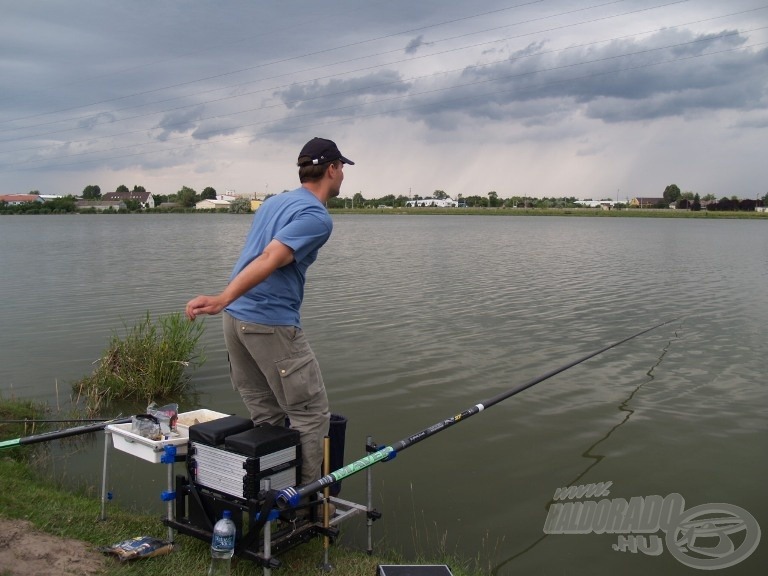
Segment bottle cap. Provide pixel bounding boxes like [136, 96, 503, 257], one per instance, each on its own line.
[222, 510, 232, 519]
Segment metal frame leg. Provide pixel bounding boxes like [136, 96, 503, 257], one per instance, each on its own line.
[366, 435, 374, 555]
[320, 436, 333, 571]
[100, 429, 111, 520]
[263, 478, 272, 576]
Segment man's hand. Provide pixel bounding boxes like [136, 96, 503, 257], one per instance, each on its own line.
[185, 295, 226, 320]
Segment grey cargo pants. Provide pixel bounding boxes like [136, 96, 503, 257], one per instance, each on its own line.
[223, 312, 330, 486]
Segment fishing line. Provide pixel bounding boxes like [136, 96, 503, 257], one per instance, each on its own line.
[492, 318, 684, 573]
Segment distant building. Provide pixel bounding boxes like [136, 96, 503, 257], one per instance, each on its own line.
[405, 197, 458, 208]
[102, 190, 155, 209]
[74, 200, 126, 211]
[0, 194, 45, 205]
[574, 199, 617, 210]
[195, 199, 231, 210]
[629, 197, 665, 208]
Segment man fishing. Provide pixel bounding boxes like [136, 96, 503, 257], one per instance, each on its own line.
[185, 137, 354, 487]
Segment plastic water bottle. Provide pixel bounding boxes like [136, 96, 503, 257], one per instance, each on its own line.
[208, 510, 236, 576]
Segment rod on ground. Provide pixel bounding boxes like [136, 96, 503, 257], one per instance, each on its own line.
[277, 318, 678, 508]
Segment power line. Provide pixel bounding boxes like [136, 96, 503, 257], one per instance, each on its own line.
[7, 36, 764, 172]
[3, 0, 756, 156]
[0, 0, 701, 142]
[0, 0, 546, 126]
[4, 18, 760, 159]
[1, 1, 764, 173]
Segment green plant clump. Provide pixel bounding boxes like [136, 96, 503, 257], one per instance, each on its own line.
[73, 312, 205, 412]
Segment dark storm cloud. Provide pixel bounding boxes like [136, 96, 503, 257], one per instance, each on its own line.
[274, 70, 412, 114]
[402, 28, 768, 125]
[405, 35, 429, 55]
[154, 106, 206, 141]
[191, 118, 242, 141]
[77, 112, 117, 131]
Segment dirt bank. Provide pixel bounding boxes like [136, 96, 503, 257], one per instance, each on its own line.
[0, 518, 107, 576]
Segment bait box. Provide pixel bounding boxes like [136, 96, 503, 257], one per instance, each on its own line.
[107, 409, 229, 463]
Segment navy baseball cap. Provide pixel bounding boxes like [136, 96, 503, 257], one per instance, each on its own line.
[298, 137, 354, 166]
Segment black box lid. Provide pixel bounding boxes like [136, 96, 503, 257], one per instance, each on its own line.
[224, 423, 300, 457]
[188, 415, 253, 446]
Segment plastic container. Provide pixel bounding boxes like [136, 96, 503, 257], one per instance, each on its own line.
[107, 422, 188, 463]
[176, 409, 229, 432]
[208, 510, 236, 576]
[107, 409, 228, 463]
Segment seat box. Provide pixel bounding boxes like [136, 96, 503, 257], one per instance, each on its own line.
[189, 423, 302, 499]
[188, 415, 253, 446]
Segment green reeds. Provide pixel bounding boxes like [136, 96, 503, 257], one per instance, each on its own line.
[72, 312, 205, 413]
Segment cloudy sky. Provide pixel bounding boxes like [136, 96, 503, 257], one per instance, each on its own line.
[1, 0, 767, 201]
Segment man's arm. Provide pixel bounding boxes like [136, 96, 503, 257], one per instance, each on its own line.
[185, 239, 294, 320]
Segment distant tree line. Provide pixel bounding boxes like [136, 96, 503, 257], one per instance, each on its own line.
[327, 185, 767, 211]
[661, 184, 764, 212]
[2, 183, 766, 214]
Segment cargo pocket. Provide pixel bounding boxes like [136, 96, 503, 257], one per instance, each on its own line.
[276, 353, 322, 407]
[239, 322, 275, 335]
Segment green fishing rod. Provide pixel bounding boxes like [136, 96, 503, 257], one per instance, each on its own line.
[0, 418, 115, 424]
[0, 416, 131, 450]
[277, 318, 678, 508]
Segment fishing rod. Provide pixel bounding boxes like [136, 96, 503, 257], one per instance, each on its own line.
[277, 318, 678, 508]
[0, 416, 131, 450]
[0, 418, 116, 424]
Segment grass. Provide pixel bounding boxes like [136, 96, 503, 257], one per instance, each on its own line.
[71, 312, 205, 414]
[0, 456, 478, 576]
[0, 394, 53, 461]
[0, 397, 482, 575]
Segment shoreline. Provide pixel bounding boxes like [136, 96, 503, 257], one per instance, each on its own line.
[2, 207, 766, 219]
[329, 207, 768, 219]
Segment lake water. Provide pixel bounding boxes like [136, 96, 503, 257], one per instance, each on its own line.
[1, 213, 766, 574]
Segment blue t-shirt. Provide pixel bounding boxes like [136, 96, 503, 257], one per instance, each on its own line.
[225, 187, 333, 327]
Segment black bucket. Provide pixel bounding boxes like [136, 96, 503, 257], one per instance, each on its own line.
[327, 413, 347, 496]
